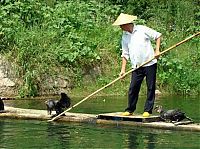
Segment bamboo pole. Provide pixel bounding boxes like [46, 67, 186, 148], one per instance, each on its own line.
[49, 32, 200, 122]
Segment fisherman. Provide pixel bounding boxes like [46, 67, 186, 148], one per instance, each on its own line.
[113, 13, 162, 117]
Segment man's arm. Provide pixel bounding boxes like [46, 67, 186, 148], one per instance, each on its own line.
[119, 57, 127, 78]
[155, 36, 161, 59]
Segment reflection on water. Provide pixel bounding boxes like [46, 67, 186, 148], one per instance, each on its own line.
[0, 119, 200, 149]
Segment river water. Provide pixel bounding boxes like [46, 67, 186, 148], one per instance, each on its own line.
[1, 95, 200, 148]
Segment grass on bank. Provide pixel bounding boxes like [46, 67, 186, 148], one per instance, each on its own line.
[0, 0, 199, 97]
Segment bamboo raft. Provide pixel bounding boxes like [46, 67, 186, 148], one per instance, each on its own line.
[1, 106, 200, 132]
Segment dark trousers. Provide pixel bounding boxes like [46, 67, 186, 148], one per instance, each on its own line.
[125, 63, 157, 114]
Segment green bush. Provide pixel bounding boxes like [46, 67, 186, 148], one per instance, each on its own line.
[0, 0, 121, 97]
[0, 0, 199, 96]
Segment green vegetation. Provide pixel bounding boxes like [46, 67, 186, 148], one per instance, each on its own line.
[0, 0, 199, 97]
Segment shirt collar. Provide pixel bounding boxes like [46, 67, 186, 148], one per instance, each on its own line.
[124, 24, 137, 35]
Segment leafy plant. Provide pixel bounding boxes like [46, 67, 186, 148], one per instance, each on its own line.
[0, 0, 199, 97]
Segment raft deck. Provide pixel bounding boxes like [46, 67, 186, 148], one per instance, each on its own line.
[1, 106, 199, 132]
[97, 112, 161, 122]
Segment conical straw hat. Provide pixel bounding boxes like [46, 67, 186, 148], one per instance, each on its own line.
[112, 13, 137, 26]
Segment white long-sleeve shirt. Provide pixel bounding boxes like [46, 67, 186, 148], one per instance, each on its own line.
[121, 25, 161, 68]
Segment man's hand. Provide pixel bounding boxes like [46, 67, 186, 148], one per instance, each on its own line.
[119, 70, 126, 79]
[154, 51, 160, 59]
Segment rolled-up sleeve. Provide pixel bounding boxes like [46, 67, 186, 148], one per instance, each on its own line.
[144, 26, 161, 40]
[121, 36, 129, 60]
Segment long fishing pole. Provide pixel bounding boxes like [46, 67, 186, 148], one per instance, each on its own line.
[49, 32, 200, 122]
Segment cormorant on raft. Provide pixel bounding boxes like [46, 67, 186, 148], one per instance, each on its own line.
[0, 98, 5, 112]
[45, 92, 71, 118]
[154, 105, 193, 125]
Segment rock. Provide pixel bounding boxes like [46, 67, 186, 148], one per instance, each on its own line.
[0, 78, 15, 87]
[155, 89, 161, 95]
[54, 78, 68, 88]
[0, 70, 5, 78]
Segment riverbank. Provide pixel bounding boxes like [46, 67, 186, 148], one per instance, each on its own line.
[0, 0, 199, 97]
